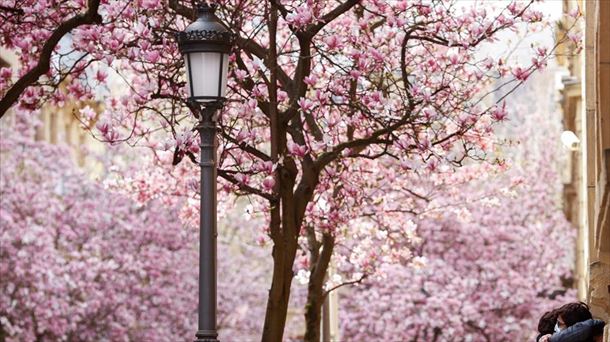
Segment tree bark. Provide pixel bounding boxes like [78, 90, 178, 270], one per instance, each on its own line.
[261, 238, 298, 342]
[304, 233, 335, 342]
[260, 182, 296, 342]
[261, 162, 300, 341]
[0, 323, 6, 342]
[260, 2, 296, 340]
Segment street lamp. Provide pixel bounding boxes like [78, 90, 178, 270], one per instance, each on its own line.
[176, 4, 232, 342]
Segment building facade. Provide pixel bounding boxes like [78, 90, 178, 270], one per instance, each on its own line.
[559, 0, 610, 337]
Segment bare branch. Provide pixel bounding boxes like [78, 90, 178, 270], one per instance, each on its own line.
[168, 0, 194, 20]
[219, 130, 271, 162]
[0, 5, 24, 15]
[323, 273, 368, 297]
[218, 169, 275, 201]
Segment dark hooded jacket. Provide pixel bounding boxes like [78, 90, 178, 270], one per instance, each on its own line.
[549, 319, 606, 342]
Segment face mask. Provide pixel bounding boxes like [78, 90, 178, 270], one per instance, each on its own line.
[554, 322, 562, 333]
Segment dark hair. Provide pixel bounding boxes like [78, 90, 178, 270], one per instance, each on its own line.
[538, 309, 559, 335]
[557, 302, 593, 327]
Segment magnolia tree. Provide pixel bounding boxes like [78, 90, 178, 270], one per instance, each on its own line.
[0, 0, 581, 340]
[338, 71, 576, 341]
[0, 126, 195, 340]
[339, 164, 575, 341]
[0, 114, 279, 341]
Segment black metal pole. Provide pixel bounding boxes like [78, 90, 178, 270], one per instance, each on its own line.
[195, 103, 219, 342]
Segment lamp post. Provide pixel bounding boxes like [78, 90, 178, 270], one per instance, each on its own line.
[176, 4, 232, 342]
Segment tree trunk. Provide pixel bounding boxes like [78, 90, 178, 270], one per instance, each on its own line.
[303, 283, 324, 342]
[261, 157, 301, 341]
[260, 2, 297, 340]
[261, 240, 298, 341]
[0, 324, 6, 342]
[303, 233, 335, 342]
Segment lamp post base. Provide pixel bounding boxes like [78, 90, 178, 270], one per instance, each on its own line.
[195, 330, 219, 342]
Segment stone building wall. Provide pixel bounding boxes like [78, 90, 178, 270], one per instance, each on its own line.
[583, 0, 610, 327]
[560, 0, 610, 339]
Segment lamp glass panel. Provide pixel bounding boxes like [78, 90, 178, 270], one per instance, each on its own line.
[184, 55, 192, 97]
[219, 52, 229, 98]
[185, 52, 221, 100]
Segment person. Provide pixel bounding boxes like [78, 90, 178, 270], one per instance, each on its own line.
[556, 302, 593, 329]
[540, 318, 606, 342]
[537, 309, 560, 342]
[538, 302, 606, 342]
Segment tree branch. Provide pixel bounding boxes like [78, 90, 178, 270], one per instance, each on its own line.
[218, 169, 275, 201]
[168, 0, 195, 20]
[323, 273, 368, 297]
[219, 130, 271, 161]
[0, 5, 24, 15]
[235, 36, 295, 95]
[305, 0, 360, 38]
[313, 106, 421, 171]
[0, 0, 102, 119]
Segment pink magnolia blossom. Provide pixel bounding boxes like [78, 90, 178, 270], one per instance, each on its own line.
[262, 176, 276, 191]
[94, 69, 108, 83]
[512, 66, 530, 81]
[340, 72, 575, 341]
[79, 105, 97, 120]
[288, 142, 309, 157]
[0, 118, 297, 341]
[0, 1, 583, 339]
[491, 102, 509, 122]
